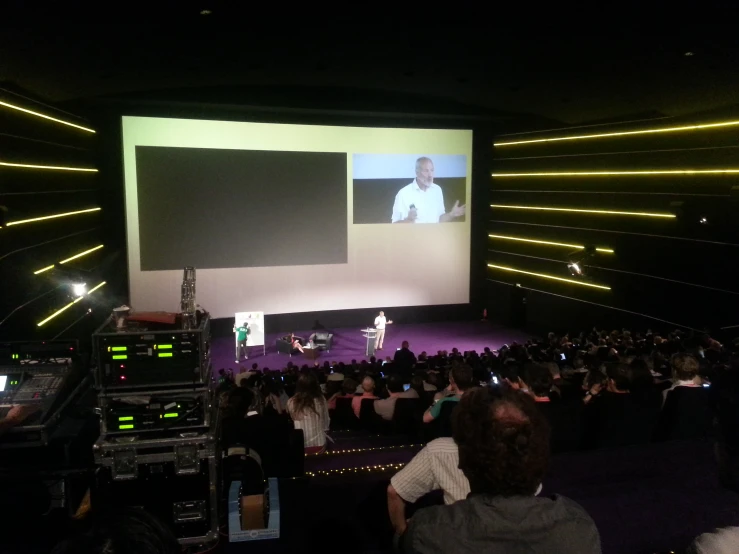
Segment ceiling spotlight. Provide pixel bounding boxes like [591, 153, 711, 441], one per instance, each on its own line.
[566, 245, 595, 278]
[71, 283, 87, 297]
[567, 262, 583, 277]
[699, 217, 708, 224]
[200, 9, 212, 15]
[684, 51, 694, 56]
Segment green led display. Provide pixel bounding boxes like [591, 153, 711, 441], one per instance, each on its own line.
[157, 344, 173, 349]
[158, 352, 173, 358]
[111, 346, 127, 352]
[118, 416, 133, 421]
[119, 424, 134, 430]
[112, 354, 127, 360]
[163, 413, 178, 418]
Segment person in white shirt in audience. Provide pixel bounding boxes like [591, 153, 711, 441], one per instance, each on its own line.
[391, 157, 466, 224]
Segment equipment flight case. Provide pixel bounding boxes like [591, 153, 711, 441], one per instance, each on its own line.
[92, 420, 220, 547]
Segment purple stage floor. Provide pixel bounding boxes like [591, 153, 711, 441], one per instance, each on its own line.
[212, 320, 528, 373]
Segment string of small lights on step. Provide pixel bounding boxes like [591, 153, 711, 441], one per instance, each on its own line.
[309, 444, 424, 456]
[306, 463, 406, 477]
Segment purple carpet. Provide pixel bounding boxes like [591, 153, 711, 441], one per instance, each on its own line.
[212, 320, 528, 373]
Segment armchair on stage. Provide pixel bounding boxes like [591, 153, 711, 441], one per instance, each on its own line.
[309, 331, 334, 352]
[276, 336, 305, 356]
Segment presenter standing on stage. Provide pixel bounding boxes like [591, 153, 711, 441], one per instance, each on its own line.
[374, 311, 393, 351]
[233, 321, 250, 362]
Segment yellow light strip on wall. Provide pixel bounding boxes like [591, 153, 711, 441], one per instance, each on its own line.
[33, 245, 104, 275]
[494, 119, 739, 147]
[488, 234, 614, 253]
[492, 169, 739, 177]
[59, 244, 104, 264]
[0, 161, 98, 172]
[37, 296, 83, 327]
[0, 100, 95, 133]
[6, 207, 101, 227]
[36, 280, 106, 327]
[87, 281, 106, 294]
[33, 265, 55, 275]
[487, 264, 611, 290]
[491, 204, 675, 218]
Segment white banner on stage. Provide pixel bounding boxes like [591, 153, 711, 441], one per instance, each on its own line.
[235, 311, 265, 346]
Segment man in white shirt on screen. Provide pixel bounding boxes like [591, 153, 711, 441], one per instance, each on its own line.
[374, 310, 393, 350]
[391, 157, 466, 224]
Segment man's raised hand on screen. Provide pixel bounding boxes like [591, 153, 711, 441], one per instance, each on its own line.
[450, 200, 466, 218]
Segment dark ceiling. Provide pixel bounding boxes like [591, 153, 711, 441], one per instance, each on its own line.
[3, 9, 739, 125]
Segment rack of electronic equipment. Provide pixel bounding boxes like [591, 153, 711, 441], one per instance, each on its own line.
[90, 270, 219, 548]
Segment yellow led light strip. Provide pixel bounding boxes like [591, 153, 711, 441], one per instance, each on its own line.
[33, 245, 104, 275]
[491, 204, 675, 218]
[6, 207, 101, 227]
[33, 265, 55, 275]
[37, 281, 106, 327]
[491, 169, 739, 177]
[0, 99, 96, 133]
[59, 244, 104, 264]
[488, 234, 614, 253]
[487, 264, 611, 290]
[0, 161, 98, 172]
[494, 119, 739, 147]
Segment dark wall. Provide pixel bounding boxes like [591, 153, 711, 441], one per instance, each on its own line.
[0, 87, 117, 343]
[486, 108, 739, 336]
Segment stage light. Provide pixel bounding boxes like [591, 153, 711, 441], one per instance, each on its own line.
[0, 99, 96, 133]
[487, 263, 611, 290]
[72, 283, 87, 297]
[488, 234, 614, 254]
[493, 119, 739, 147]
[59, 244, 104, 264]
[491, 169, 739, 177]
[5, 207, 101, 227]
[490, 204, 675, 218]
[36, 281, 105, 327]
[567, 262, 583, 276]
[0, 161, 98, 172]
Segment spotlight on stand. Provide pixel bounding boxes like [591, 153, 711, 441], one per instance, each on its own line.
[71, 282, 87, 298]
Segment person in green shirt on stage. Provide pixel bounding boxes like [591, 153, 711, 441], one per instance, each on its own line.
[233, 322, 250, 362]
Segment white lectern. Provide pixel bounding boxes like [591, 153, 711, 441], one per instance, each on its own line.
[362, 328, 377, 357]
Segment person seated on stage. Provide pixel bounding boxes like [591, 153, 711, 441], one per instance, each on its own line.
[283, 332, 304, 354]
[352, 376, 379, 418]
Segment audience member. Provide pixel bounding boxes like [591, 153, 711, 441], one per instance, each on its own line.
[423, 364, 474, 423]
[287, 372, 330, 454]
[402, 387, 601, 553]
[353, 376, 378, 418]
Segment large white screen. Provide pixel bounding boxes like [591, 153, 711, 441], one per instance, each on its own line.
[122, 116, 473, 318]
